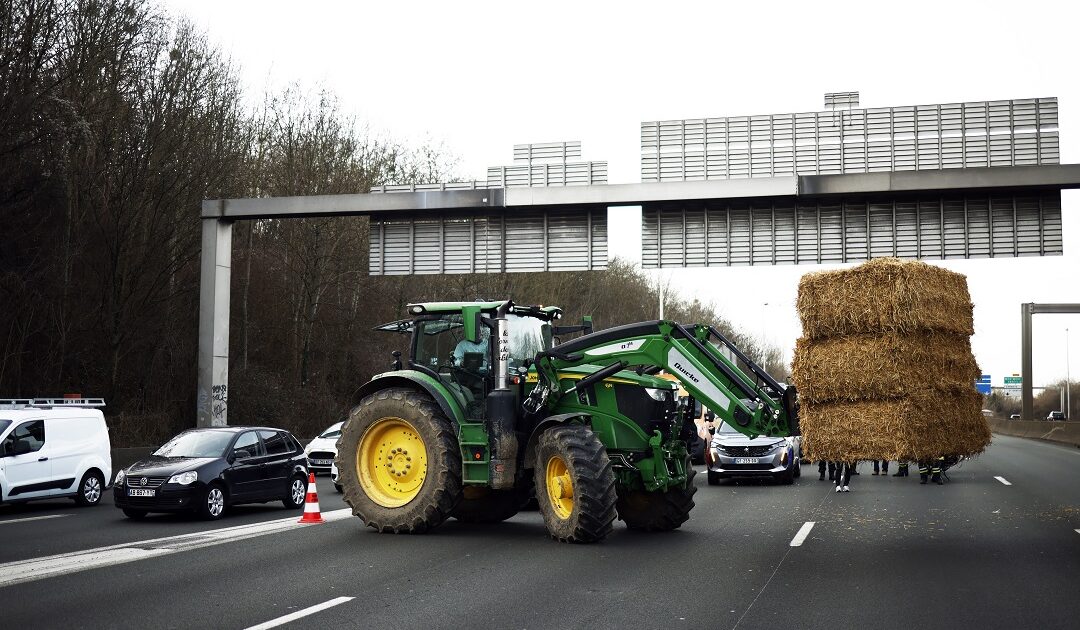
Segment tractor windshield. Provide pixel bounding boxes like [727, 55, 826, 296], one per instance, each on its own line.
[506, 314, 550, 369]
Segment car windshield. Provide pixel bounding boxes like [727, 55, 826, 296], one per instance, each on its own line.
[154, 430, 234, 458]
[319, 423, 343, 439]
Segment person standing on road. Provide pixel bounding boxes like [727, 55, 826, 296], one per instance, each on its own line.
[872, 460, 889, 475]
[892, 461, 910, 477]
[819, 460, 836, 481]
[918, 457, 945, 485]
[835, 460, 855, 492]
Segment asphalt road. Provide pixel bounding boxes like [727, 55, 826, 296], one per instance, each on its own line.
[2, 434, 1078, 630]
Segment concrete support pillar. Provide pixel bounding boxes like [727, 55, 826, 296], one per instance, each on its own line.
[1021, 303, 1033, 421]
[197, 215, 232, 427]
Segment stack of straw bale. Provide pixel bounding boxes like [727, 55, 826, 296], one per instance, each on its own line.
[792, 257, 991, 462]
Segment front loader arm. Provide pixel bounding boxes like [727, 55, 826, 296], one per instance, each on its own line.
[530, 320, 797, 439]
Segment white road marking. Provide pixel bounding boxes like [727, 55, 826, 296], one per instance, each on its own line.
[995, 476, 1012, 486]
[0, 514, 70, 526]
[789, 521, 815, 547]
[0, 508, 352, 589]
[244, 597, 354, 630]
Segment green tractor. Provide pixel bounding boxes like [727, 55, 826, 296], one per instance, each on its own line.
[335, 300, 798, 543]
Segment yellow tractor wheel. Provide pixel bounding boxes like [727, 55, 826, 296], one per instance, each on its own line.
[337, 388, 461, 533]
[533, 424, 616, 543]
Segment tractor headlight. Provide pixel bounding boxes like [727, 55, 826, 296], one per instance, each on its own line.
[168, 471, 198, 485]
[644, 387, 670, 402]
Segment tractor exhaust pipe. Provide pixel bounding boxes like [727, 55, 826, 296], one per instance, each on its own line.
[488, 306, 517, 488]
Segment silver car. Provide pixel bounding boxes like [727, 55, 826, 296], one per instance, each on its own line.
[707, 421, 801, 485]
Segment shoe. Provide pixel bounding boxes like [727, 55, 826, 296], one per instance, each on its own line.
[835, 485, 841, 493]
[842, 486, 850, 492]
[819, 474, 825, 481]
[892, 472, 903, 477]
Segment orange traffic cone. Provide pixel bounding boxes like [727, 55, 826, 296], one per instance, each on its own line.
[298, 471, 324, 524]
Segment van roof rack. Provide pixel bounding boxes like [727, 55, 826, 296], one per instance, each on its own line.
[0, 397, 106, 409]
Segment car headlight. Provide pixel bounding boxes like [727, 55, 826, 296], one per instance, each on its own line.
[168, 471, 198, 485]
[771, 441, 788, 452]
[115, 470, 126, 484]
[644, 387, 670, 402]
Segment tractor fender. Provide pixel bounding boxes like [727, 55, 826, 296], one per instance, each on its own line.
[351, 372, 465, 426]
[523, 413, 592, 469]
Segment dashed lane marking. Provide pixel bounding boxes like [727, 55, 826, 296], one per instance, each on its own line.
[0, 514, 70, 526]
[244, 596, 355, 630]
[0, 508, 352, 589]
[995, 476, 1012, 486]
[789, 521, 815, 547]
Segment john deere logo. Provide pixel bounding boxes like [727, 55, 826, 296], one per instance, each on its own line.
[140, 477, 148, 486]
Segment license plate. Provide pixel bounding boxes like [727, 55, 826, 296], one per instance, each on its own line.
[734, 458, 759, 464]
[311, 459, 333, 466]
[128, 488, 155, 497]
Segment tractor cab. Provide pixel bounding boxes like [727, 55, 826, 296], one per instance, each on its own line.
[375, 301, 563, 420]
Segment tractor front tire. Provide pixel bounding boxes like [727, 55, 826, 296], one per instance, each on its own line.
[337, 388, 462, 534]
[534, 424, 617, 543]
[616, 456, 697, 532]
[451, 485, 529, 524]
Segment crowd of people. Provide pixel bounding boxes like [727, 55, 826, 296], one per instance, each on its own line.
[819, 457, 951, 491]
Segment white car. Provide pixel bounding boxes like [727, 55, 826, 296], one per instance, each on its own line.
[305, 421, 343, 475]
[0, 398, 112, 506]
[330, 461, 342, 493]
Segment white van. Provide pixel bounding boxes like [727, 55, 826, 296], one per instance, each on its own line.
[0, 398, 112, 506]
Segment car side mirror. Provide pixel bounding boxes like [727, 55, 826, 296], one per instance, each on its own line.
[231, 449, 251, 463]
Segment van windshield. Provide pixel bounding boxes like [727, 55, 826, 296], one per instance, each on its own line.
[154, 430, 234, 458]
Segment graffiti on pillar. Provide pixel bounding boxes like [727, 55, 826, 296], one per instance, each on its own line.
[211, 384, 228, 422]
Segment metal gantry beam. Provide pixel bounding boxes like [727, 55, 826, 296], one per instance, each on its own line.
[1021, 303, 1080, 420]
[197, 164, 1080, 425]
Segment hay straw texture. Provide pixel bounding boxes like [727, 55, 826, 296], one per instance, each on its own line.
[799, 390, 992, 462]
[792, 257, 991, 461]
[791, 332, 981, 404]
[797, 257, 974, 340]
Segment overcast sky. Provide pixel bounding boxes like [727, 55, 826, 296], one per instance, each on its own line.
[166, 0, 1080, 391]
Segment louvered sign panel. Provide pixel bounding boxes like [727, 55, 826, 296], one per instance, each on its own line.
[369, 209, 607, 275]
[642, 98, 1060, 182]
[641, 193, 1062, 267]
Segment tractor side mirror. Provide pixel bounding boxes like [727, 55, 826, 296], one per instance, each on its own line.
[462, 305, 483, 343]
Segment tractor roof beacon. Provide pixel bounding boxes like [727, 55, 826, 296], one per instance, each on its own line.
[336, 300, 798, 543]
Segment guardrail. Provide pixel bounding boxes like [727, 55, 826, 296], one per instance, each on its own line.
[988, 418, 1080, 448]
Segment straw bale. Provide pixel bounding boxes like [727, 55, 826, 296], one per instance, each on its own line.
[791, 332, 981, 404]
[799, 389, 991, 462]
[797, 258, 973, 340]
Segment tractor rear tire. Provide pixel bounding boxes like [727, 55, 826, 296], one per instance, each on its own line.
[337, 388, 462, 534]
[534, 424, 617, 543]
[616, 455, 697, 532]
[451, 485, 529, 524]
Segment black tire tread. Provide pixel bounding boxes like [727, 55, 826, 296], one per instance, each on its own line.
[534, 424, 617, 543]
[337, 388, 462, 534]
[616, 457, 697, 532]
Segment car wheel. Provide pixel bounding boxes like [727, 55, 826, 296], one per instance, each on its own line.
[122, 508, 147, 520]
[334, 483, 343, 494]
[284, 475, 307, 510]
[793, 457, 802, 479]
[198, 483, 227, 520]
[776, 466, 795, 485]
[74, 470, 105, 506]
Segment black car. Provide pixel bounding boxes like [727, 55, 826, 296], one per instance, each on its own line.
[113, 426, 309, 520]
